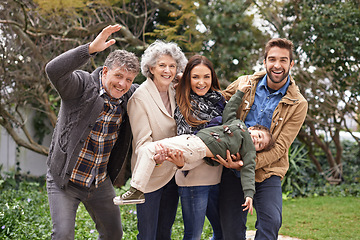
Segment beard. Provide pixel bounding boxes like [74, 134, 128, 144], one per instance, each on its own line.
[266, 67, 290, 84]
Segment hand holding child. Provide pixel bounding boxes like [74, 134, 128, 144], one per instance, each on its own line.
[166, 149, 184, 169]
[212, 150, 244, 170]
[153, 143, 167, 165]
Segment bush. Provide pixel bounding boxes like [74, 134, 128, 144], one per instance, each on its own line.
[283, 139, 360, 198]
[0, 170, 214, 239]
[0, 172, 51, 239]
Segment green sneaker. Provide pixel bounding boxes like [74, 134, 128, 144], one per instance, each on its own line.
[113, 187, 145, 205]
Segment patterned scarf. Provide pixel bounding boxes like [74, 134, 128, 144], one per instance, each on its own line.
[174, 90, 225, 135]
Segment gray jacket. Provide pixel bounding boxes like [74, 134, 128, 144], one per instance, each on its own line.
[45, 43, 137, 189]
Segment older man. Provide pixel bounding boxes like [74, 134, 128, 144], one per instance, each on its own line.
[45, 24, 139, 239]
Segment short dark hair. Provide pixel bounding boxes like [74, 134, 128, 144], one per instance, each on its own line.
[251, 124, 275, 152]
[264, 38, 294, 62]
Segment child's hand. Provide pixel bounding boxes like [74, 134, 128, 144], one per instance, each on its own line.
[242, 197, 253, 215]
[237, 76, 251, 92]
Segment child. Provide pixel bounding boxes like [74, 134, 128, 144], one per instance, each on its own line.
[114, 85, 275, 208]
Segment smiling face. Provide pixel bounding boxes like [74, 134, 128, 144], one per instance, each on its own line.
[264, 46, 294, 90]
[248, 127, 272, 151]
[150, 54, 177, 91]
[190, 64, 212, 96]
[101, 66, 137, 99]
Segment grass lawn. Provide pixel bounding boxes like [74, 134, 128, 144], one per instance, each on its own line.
[120, 193, 360, 240]
[245, 196, 360, 240]
[1, 181, 359, 239]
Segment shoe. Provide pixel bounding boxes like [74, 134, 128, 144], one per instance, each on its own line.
[113, 187, 145, 205]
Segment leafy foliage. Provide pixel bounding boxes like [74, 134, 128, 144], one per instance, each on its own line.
[283, 139, 360, 198]
[281, 0, 360, 181]
[282, 143, 314, 197]
[198, 0, 268, 84]
[0, 171, 215, 239]
[148, 0, 269, 85]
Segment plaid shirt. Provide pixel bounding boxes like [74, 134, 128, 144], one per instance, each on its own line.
[70, 80, 123, 188]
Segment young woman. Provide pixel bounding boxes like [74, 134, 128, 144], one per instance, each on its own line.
[174, 55, 225, 240]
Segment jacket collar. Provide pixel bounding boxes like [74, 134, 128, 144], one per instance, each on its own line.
[143, 78, 176, 117]
[252, 71, 300, 105]
[258, 74, 290, 97]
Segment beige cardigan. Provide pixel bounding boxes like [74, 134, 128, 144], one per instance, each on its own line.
[128, 78, 179, 193]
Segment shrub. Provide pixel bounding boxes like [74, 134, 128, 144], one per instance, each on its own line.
[283, 139, 360, 198]
[0, 172, 51, 239]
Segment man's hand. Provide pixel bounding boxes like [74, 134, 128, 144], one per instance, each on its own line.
[88, 24, 122, 54]
[212, 150, 243, 170]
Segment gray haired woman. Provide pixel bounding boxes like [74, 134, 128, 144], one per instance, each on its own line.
[126, 40, 187, 239]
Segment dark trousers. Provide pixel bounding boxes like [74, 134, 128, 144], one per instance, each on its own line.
[219, 168, 282, 240]
[136, 177, 179, 240]
[46, 172, 122, 240]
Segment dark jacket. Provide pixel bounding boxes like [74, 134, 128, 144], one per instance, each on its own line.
[45, 43, 137, 189]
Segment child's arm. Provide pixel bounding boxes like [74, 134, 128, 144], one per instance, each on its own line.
[238, 133, 256, 200]
[242, 197, 253, 215]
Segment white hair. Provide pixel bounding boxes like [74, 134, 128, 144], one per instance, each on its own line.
[141, 40, 188, 79]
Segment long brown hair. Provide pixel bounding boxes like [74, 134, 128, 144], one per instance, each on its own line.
[176, 55, 221, 127]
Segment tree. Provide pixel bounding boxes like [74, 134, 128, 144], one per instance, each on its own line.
[149, 0, 268, 86]
[0, 0, 176, 155]
[1, 0, 268, 157]
[199, 0, 267, 85]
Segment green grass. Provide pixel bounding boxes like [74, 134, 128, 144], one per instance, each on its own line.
[244, 196, 360, 240]
[280, 196, 359, 239]
[1, 181, 359, 239]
